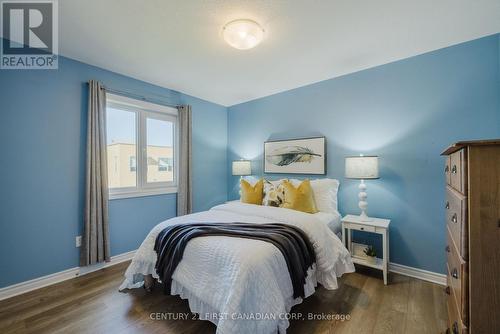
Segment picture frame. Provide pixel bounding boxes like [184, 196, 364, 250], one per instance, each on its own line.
[264, 136, 326, 174]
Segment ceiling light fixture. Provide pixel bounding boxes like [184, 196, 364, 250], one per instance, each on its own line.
[222, 19, 264, 50]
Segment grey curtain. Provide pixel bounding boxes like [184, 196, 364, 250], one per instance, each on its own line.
[81, 80, 111, 266]
[177, 105, 193, 216]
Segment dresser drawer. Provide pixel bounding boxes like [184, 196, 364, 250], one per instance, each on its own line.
[447, 286, 468, 334]
[446, 227, 468, 325]
[445, 186, 468, 259]
[449, 149, 467, 194]
[445, 155, 451, 185]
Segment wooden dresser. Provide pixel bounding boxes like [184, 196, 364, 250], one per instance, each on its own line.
[441, 140, 500, 334]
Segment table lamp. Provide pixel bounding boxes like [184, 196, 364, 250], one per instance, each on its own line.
[232, 160, 251, 196]
[345, 155, 379, 221]
[232, 160, 251, 179]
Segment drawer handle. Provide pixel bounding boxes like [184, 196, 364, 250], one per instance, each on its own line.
[452, 268, 459, 279]
[445, 165, 449, 173]
[451, 213, 457, 223]
[445, 245, 450, 253]
[451, 165, 457, 174]
[445, 286, 450, 295]
[445, 201, 450, 209]
[452, 321, 458, 334]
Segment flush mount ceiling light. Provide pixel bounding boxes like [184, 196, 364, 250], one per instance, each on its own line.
[222, 19, 264, 50]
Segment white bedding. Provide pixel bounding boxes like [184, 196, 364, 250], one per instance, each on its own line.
[120, 202, 354, 334]
[313, 210, 342, 235]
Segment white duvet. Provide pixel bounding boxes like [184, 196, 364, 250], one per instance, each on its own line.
[120, 202, 354, 334]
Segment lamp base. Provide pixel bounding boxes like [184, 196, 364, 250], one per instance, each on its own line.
[359, 211, 373, 222]
[238, 176, 243, 196]
[358, 180, 372, 221]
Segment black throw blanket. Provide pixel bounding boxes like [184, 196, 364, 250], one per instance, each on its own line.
[154, 222, 316, 299]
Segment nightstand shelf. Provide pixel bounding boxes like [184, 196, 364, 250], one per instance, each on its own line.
[350, 255, 384, 270]
[341, 214, 391, 285]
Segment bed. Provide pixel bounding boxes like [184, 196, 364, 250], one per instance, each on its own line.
[120, 201, 354, 334]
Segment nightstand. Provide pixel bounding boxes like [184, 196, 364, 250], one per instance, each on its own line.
[341, 215, 391, 285]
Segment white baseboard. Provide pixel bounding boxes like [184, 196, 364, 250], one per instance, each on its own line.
[0, 250, 136, 301]
[78, 250, 136, 276]
[389, 262, 446, 286]
[351, 242, 446, 286]
[0, 249, 446, 302]
[0, 267, 81, 302]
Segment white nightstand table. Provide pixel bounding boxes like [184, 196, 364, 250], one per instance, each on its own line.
[341, 214, 391, 285]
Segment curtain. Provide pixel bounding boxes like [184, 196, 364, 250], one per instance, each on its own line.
[177, 105, 193, 215]
[81, 80, 110, 266]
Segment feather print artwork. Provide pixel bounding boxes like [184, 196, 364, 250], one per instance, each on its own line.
[266, 146, 322, 166]
[264, 137, 326, 174]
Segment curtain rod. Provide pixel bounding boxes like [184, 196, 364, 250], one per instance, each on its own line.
[87, 82, 181, 109]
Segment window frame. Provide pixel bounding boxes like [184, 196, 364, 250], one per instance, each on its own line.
[106, 93, 179, 200]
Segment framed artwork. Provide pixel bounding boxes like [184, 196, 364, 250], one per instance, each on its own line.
[264, 137, 326, 174]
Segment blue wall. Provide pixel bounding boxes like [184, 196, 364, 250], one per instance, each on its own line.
[1, 34, 499, 287]
[0, 53, 227, 287]
[227, 34, 500, 274]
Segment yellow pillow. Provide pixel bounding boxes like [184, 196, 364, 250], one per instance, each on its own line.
[282, 179, 318, 214]
[240, 179, 264, 205]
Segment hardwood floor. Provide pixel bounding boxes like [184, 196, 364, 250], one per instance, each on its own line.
[0, 262, 447, 334]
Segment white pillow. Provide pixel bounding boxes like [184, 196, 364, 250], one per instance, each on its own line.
[290, 178, 339, 213]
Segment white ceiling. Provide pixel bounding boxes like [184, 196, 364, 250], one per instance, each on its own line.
[57, 0, 500, 106]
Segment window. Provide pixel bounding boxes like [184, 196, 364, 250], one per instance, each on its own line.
[106, 94, 178, 199]
[147, 118, 175, 183]
[107, 107, 136, 189]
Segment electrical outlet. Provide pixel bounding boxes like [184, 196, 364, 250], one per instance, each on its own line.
[76, 235, 82, 247]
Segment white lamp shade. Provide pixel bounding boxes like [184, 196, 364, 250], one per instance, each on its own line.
[232, 160, 251, 176]
[222, 19, 264, 50]
[345, 156, 379, 179]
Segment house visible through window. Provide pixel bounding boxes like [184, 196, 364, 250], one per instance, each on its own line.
[158, 157, 173, 172]
[146, 118, 175, 183]
[106, 93, 178, 199]
[129, 156, 136, 172]
[107, 107, 136, 189]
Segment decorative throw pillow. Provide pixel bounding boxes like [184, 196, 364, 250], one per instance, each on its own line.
[282, 179, 318, 214]
[262, 179, 286, 207]
[290, 178, 340, 213]
[240, 179, 264, 205]
[241, 175, 260, 186]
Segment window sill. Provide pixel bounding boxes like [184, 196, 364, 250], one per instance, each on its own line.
[109, 187, 177, 200]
